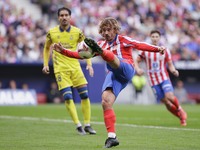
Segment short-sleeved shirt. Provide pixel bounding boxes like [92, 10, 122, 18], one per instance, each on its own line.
[138, 48, 172, 86]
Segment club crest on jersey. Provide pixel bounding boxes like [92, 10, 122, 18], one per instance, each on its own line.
[70, 35, 73, 40]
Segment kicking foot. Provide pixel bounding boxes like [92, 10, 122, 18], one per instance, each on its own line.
[104, 137, 119, 148]
[84, 37, 103, 54]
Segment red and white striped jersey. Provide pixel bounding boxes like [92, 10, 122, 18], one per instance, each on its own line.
[138, 48, 172, 86]
[97, 34, 160, 65]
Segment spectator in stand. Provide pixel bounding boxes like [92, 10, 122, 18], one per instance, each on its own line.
[0, 46, 7, 63]
[8, 80, 17, 90]
[20, 46, 33, 63]
[47, 81, 63, 104]
[174, 80, 195, 104]
[21, 83, 29, 91]
[5, 43, 20, 63]
[185, 35, 200, 61]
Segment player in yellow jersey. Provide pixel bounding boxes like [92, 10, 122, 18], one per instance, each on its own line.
[42, 7, 96, 135]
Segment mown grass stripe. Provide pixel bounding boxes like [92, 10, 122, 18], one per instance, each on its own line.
[1, 115, 199, 132]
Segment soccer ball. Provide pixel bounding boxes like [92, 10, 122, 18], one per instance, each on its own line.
[77, 41, 94, 59]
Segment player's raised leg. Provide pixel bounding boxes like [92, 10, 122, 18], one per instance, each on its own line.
[84, 37, 103, 54]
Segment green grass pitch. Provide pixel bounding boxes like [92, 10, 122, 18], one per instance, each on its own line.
[0, 104, 200, 150]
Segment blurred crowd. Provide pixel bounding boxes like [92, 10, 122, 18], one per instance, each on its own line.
[0, 0, 46, 63]
[0, 0, 200, 64]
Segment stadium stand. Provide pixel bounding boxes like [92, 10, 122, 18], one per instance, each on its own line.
[0, 0, 199, 104]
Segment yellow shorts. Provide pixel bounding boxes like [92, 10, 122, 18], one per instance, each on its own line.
[55, 69, 88, 90]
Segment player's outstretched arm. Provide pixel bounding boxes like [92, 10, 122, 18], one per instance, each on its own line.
[132, 41, 165, 55]
[53, 43, 82, 59]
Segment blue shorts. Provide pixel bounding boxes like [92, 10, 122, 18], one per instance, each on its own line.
[102, 58, 135, 97]
[152, 79, 174, 103]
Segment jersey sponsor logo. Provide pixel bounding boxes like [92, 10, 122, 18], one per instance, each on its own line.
[151, 61, 160, 72]
[152, 61, 158, 68]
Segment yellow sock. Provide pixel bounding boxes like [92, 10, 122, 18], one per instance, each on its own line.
[65, 100, 80, 125]
[81, 98, 91, 125]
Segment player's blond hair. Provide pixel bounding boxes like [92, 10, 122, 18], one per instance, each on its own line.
[99, 17, 121, 34]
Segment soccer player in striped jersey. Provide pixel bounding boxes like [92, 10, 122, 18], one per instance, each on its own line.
[134, 30, 187, 126]
[53, 17, 165, 148]
[42, 7, 96, 135]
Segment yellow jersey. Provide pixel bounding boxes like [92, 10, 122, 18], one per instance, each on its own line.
[43, 25, 91, 73]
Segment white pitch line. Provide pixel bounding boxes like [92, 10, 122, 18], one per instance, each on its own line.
[0, 115, 199, 132]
